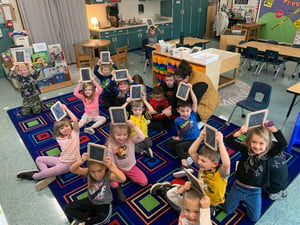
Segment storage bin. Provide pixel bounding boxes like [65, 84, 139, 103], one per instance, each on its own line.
[37, 78, 53, 87]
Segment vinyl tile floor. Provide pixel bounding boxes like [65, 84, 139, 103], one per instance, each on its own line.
[0, 39, 299, 225]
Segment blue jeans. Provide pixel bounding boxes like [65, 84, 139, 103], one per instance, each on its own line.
[223, 181, 262, 222]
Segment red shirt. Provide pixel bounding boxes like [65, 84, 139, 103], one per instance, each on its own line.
[149, 97, 169, 119]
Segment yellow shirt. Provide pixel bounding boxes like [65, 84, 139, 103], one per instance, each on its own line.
[130, 114, 148, 137]
[198, 167, 227, 205]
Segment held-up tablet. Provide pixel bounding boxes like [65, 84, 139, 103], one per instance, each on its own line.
[50, 101, 67, 121]
[80, 68, 92, 82]
[15, 50, 25, 62]
[109, 106, 127, 124]
[101, 51, 110, 64]
[183, 168, 206, 198]
[114, 69, 128, 81]
[130, 85, 142, 100]
[204, 124, 218, 151]
[176, 82, 190, 101]
[87, 143, 107, 163]
[146, 18, 154, 27]
[246, 109, 269, 128]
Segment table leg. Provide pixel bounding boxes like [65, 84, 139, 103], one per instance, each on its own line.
[284, 94, 298, 124]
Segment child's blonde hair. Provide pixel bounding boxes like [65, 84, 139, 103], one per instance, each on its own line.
[130, 100, 144, 109]
[82, 82, 96, 102]
[199, 145, 221, 163]
[53, 118, 73, 137]
[101, 64, 111, 72]
[15, 62, 32, 74]
[87, 160, 107, 188]
[244, 126, 272, 158]
[183, 188, 201, 203]
[106, 124, 131, 144]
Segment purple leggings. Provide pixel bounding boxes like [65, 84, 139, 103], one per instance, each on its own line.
[32, 156, 72, 180]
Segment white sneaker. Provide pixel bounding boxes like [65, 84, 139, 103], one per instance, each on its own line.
[173, 168, 194, 178]
[35, 176, 56, 190]
[84, 127, 95, 135]
[186, 157, 194, 165]
[148, 148, 153, 158]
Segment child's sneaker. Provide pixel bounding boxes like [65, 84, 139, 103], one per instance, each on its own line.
[186, 157, 194, 165]
[35, 176, 56, 190]
[173, 168, 194, 178]
[16, 170, 39, 180]
[150, 182, 173, 196]
[70, 220, 85, 225]
[84, 127, 95, 135]
[268, 190, 287, 200]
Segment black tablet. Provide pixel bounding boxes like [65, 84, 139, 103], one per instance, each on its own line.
[15, 50, 25, 63]
[204, 124, 218, 151]
[80, 68, 92, 82]
[176, 82, 190, 101]
[101, 51, 110, 64]
[109, 106, 127, 124]
[50, 101, 67, 121]
[88, 143, 107, 163]
[147, 18, 154, 27]
[183, 168, 205, 198]
[246, 109, 269, 128]
[130, 84, 142, 100]
[114, 69, 128, 81]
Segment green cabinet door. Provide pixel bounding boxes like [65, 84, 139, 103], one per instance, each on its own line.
[99, 30, 116, 53]
[128, 26, 146, 50]
[162, 23, 173, 41]
[113, 29, 128, 54]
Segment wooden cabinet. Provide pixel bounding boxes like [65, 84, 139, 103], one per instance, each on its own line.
[219, 29, 246, 50]
[173, 0, 207, 39]
[127, 26, 147, 50]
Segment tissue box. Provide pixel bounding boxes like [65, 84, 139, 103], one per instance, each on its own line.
[13, 36, 30, 48]
[172, 47, 190, 58]
[191, 52, 219, 64]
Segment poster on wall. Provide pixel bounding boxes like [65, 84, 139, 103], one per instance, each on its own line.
[257, 0, 300, 42]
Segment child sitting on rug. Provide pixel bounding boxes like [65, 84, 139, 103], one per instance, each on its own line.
[73, 78, 107, 135]
[164, 181, 212, 225]
[94, 58, 119, 109]
[223, 122, 287, 222]
[106, 120, 148, 202]
[161, 73, 177, 102]
[16, 104, 81, 190]
[188, 129, 230, 216]
[64, 152, 126, 225]
[148, 85, 174, 131]
[132, 74, 147, 98]
[168, 83, 199, 168]
[7, 61, 41, 116]
[122, 96, 155, 157]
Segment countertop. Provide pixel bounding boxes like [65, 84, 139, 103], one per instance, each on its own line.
[90, 20, 173, 32]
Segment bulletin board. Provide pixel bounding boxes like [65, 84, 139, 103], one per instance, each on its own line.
[0, 4, 16, 21]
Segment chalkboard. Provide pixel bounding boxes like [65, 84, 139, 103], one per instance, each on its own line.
[80, 68, 92, 82]
[184, 168, 205, 198]
[15, 50, 25, 62]
[147, 18, 154, 26]
[114, 69, 128, 81]
[130, 84, 142, 100]
[109, 106, 127, 124]
[50, 101, 67, 121]
[88, 143, 107, 163]
[176, 82, 190, 101]
[204, 124, 218, 151]
[246, 109, 269, 128]
[101, 51, 110, 64]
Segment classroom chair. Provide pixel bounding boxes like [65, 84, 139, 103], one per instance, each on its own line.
[226, 81, 272, 124]
[240, 46, 260, 72]
[73, 44, 92, 69]
[111, 45, 128, 69]
[286, 112, 300, 153]
[287, 44, 300, 80]
[140, 38, 152, 73]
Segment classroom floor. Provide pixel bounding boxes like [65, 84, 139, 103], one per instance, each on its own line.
[0, 39, 299, 225]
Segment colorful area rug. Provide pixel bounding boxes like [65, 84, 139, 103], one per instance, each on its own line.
[7, 92, 300, 225]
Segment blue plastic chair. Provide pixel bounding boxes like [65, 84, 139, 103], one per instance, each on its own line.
[227, 81, 272, 123]
[255, 49, 285, 80]
[288, 44, 300, 80]
[240, 46, 260, 71]
[286, 113, 300, 153]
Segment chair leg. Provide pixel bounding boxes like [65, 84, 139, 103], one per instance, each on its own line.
[256, 62, 265, 76]
[143, 59, 149, 73]
[226, 105, 238, 125]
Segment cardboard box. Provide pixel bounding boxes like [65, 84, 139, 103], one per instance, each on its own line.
[172, 47, 190, 58]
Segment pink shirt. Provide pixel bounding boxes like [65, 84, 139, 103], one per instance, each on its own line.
[107, 126, 145, 171]
[74, 81, 103, 117]
[56, 129, 81, 163]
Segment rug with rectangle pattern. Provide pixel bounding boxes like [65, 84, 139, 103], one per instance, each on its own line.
[7, 92, 300, 225]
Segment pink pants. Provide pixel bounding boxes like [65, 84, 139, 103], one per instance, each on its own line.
[32, 156, 72, 180]
[111, 165, 148, 188]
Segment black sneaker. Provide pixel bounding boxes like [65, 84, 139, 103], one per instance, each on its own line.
[114, 185, 126, 203]
[150, 182, 173, 196]
[16, 170, 39, 180]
